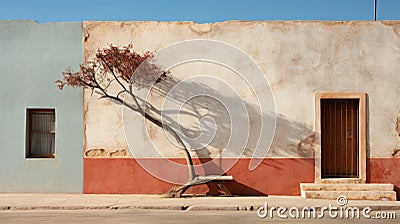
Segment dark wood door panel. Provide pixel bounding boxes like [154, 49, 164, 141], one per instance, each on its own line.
[321, 99, 359, 178]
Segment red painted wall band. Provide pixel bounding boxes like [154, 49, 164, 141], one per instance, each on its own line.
[84, 158, 399, 199]
[83, 158, 315, 195]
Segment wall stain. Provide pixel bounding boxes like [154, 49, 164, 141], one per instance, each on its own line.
[297, 133, 316, 157]
[148, 125, 158, 140]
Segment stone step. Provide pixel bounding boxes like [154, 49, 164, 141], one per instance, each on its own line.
[300, 183, 394, 192]
[301, 190, 397, 201]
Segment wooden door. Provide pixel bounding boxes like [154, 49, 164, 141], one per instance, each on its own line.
[321, 99, 359, 178]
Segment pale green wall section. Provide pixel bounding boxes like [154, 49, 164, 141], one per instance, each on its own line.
[0, 21, 83, 192]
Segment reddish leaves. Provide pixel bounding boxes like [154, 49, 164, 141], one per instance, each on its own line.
[56, 44, 166, 92]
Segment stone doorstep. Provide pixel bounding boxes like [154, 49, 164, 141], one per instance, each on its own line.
[300, 183, 394, 191]
[300, 183, 397, 201]
[301, 190, 397, 201]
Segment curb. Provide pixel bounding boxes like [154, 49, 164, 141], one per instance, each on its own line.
[1, 205, 400, 211]
[0, 206, 112, 210]
[0, 205, 246, 211]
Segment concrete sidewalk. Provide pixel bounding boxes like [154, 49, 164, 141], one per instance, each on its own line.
[0, 194, 399, 211]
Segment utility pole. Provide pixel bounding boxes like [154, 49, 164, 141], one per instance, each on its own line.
[374, 0, 377, 21]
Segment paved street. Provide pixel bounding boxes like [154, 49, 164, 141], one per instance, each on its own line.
[1, 194, 399, 211]
[0, 210, 398, 224]
[0, 194, 399, 223]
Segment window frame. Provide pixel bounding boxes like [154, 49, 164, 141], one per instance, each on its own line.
[26, 108, 56, 159]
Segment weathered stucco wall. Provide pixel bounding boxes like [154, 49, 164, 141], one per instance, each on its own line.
[83, 21, 400, 159]
[0, 21, 84, 192]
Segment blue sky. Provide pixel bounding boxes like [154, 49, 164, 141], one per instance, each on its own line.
[0, 0, 399, 23]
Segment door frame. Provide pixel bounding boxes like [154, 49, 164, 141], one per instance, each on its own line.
[314, 92, 366, 184]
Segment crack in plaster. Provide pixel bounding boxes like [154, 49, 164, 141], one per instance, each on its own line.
[85, 148, 129, 158]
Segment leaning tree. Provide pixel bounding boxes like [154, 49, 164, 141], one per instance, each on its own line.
[56, 44, 221, 197]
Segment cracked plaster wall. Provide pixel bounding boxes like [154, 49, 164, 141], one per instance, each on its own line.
[83, 21, 400, 158]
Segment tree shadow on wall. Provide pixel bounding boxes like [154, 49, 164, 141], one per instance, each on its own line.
[138, 75, 314, 195]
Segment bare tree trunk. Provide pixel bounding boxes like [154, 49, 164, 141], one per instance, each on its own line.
[87, 59, 198, 196]
[129, 92, 197, 181]
[108, 93, 199, 198]
[162, 185, 190, 198]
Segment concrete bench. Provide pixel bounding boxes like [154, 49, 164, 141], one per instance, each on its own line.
[188, 175, 234, 197]
[164, 175, 234, 198]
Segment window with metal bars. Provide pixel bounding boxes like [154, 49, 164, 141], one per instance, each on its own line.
[26, 109, 56, 158]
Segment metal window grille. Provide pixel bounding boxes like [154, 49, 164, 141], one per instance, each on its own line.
[27, 109, 56, 158]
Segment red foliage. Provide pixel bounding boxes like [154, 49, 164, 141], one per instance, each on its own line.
[56, 44, 166, 91]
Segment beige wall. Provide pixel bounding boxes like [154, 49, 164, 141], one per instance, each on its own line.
[83, 21, 400, 159]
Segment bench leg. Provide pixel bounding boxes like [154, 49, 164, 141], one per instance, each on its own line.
[217, 181, 232, 196]
[163, 185, 190, 198]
